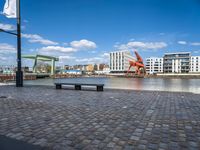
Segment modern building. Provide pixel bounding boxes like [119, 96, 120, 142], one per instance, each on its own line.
[110, 50, 135, 73]
[61, 69, 82, 75]
[95, 66, 110, 75]
[86, 64, 94, 72]
[146, 57, 163, 74]
[190, 56, 200, 72]
[0, 65, 15, 74]
[98, 64, 107, 71]
[163, 52, 190, 73]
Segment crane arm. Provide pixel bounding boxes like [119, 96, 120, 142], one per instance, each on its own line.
[134, 51, 143, 63]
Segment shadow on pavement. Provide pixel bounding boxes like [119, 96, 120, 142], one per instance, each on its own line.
[0, 135, 48, 150]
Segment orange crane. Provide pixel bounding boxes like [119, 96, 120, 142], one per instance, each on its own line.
[127, 51, 146, 76]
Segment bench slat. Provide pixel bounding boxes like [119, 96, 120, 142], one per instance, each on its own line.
[55, 83, 104, 86]
[55, 83, 104, 91]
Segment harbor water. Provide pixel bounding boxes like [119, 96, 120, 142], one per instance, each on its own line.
[23, 77, 200, 94]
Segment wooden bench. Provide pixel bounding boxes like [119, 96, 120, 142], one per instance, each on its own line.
[55, 83, 104, 91]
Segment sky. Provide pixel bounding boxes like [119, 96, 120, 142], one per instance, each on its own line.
[1, 0, 200, 66]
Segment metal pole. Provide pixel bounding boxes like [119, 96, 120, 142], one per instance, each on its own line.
[0, 29, 17, 36]
[16, 0, 23, 87]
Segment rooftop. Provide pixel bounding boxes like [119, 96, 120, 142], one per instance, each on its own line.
[164, 52, 191, 55]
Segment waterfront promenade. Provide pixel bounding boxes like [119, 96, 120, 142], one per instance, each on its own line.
[0, 85, 200, 150]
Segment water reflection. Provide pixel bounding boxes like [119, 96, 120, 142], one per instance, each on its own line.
[24, 77, 200, 94]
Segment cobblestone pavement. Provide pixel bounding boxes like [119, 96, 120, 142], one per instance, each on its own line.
[0, 85, 200, 150]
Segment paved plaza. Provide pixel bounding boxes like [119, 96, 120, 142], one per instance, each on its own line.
[0, 85, 200, 150]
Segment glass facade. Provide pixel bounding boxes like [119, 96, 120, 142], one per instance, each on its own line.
[163, 52, 191, 73]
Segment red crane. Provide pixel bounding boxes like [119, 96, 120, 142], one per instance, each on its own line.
[127, 51, 146, 76]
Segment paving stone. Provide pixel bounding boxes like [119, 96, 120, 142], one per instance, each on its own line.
[148, 143, 159, 150]
[130, 136, 140, 141]
[124, 145, 135, 150]
[137, 144, 146, 149]
[107, 142, 115, 148]
[189, 141, 198, 147]
[159, 142, 168, 149]
[0, 86, 200, 149]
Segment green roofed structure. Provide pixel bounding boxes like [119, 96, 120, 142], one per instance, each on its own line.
[22, 54, 59, 75]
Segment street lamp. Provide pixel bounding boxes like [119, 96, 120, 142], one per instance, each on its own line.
[0, 0, 23, 87]
[0, 27, 23, 87]
[0, 28, 17, 36]
[0, 28, 23, 87]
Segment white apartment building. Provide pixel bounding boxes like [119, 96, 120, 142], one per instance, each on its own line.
[163, 52, 190, 73]
[146, 57, 163, 74]
[190, 56, 200, 72]
[110, 50, 135, 73]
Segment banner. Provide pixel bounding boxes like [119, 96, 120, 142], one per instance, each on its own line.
[3, 0, 17, 18]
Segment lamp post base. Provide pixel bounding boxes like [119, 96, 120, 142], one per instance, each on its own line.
[16, 71, 23, 87]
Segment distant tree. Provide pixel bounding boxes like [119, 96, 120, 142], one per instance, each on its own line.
[99, 64, 105, 71]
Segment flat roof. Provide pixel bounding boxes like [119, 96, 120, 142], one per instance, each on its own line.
[146, 57, 163, 59]
[191, 56, 200, 57]
[164, 52, 191, 55]
[110, 50, 130, 53]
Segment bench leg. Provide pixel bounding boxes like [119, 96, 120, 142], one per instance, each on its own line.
[97, 86, 103, 91]
[75, 85, 81, 90]
[56, 84, 62, 89]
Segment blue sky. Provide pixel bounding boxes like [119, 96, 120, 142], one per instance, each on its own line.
[1, 0, 200, 66]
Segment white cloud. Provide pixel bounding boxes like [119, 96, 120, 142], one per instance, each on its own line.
[0, 43, 16, 65]
[190, 42, 200, 46]
[0, 55, 16, 65]
[0, 23, 16, 31]
[39, 46, 77, 53]
[28, 49, 36, 52]
[75, 53, 109, 64]
[35, 39, 97, 62]
[59, 58, 107, 65]
[116, 41, 167, 50]
[0, 43, 16, 54]
[89, 50, 97, 54]
[38, 39, 97, 56]
[74, 52, 109, 64]
[128, 42, 167, 49]
[70, 39, 97, 49]
[101, 52, 109, 57]
[59, 55, 76, 60]
[22, 33, 58, 45]
[116, 44, 128, 50]
[75, 57, 102, 63]
[177, 41, 187, 45]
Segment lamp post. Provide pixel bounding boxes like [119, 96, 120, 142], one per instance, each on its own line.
[16, 0, 23, 87]
[0, 0, 23, 87]
[0, 29, 17, 36]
